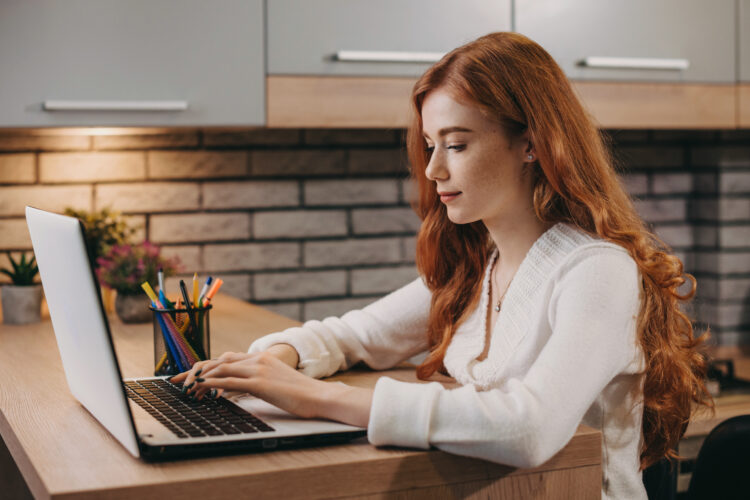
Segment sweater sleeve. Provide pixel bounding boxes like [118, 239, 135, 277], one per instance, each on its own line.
[367, 249, 643, 468]
[248, 277, 432, 379]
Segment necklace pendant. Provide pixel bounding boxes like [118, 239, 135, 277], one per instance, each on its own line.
[494, 303, 501, 312]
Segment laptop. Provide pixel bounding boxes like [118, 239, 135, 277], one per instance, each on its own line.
[25, 206, 367, 461]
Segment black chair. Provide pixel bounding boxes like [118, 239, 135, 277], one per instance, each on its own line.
[686, 414, 750, 500]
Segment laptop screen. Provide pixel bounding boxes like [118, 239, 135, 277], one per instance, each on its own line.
[25, 206, 141, 457]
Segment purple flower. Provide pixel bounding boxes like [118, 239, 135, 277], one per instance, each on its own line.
[96, 241, 181, 294]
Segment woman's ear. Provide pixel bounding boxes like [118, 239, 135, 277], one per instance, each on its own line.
[522, 133, 536, 163]
[524, 140, 536, 161]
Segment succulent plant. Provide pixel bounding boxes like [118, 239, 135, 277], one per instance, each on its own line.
[1, 252, 39, 286]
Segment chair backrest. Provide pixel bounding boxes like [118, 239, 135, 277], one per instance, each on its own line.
[687, 414, 750, 500]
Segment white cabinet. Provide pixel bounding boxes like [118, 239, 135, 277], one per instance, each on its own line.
[267, 0, 511, 77]
[741, 0, 750, 82]
[515, 0, 736, 83]
[0, 0, 264, 127]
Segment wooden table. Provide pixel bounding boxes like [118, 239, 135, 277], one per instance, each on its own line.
[0, 294, 601, 499]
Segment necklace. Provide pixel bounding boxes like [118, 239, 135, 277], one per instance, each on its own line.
[491, 255, 516, 312]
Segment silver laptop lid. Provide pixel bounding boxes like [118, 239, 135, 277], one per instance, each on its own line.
[25, 206, 141, 458]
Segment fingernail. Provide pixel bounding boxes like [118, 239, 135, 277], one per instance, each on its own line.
[185, 381, 195, 390]
[181, 387, 187, 394]
[210, 389, 217, 399]
[196, 377, 205, 383]
[195, 368, 202, 377]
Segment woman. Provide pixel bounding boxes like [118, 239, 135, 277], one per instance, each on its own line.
[171, 32, 712, 498]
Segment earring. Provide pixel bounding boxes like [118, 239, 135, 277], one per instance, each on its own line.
[527, 154, 534, 161]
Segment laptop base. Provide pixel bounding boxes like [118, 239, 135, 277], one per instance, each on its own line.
[139, 430, 368, 461]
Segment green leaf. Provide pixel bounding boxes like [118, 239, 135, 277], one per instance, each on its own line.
[8, 252, 20, 275]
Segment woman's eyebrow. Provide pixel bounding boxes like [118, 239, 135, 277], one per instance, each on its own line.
[423, 126, 474, 139]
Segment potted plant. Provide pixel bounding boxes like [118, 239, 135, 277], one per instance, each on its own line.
[96, 242, 180, 323]
[64, 207, 138, 265]
[64, 207, 139, 312]
[1, 252, 42, 324]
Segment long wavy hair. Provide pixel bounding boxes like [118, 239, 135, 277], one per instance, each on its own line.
[408, 32, 712, 469]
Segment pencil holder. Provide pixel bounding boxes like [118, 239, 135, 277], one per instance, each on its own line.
[150, 304, 211, 376]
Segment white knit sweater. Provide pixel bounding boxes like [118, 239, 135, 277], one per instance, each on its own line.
[249, 223, 647, 499]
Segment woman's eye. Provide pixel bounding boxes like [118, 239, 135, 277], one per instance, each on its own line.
[447, 144, 466, 151]
[424, 146, 435, 154]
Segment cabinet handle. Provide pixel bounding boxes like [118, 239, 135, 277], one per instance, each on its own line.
[43, 100, 189, 111]
[334, 50, 444, 64]
[580, 57, 689, 71]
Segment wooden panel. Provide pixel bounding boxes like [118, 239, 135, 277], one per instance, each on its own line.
[268, 76, 738, 129]
[572, 81, 736, 129]
[267, 76, 415, 128]
[739, 85, 750, 128]
[350, 465, 601, 500]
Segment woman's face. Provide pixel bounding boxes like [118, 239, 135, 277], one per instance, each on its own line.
[421, 88, 535, 226]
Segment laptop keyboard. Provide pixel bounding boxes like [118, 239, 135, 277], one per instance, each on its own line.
[124, 378, 275, 439]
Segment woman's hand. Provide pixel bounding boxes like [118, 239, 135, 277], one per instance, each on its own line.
[168, 350, 373, 427]
[169, 343, 297, 402]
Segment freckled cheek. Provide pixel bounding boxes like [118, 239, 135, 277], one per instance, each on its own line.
[471, 167, 499, 187]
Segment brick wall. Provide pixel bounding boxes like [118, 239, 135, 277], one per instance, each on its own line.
[610, 129, 750, 345]
[0, 128, 748, 345]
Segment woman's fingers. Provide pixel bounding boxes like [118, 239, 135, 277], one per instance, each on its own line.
[179, 353, 327, 420]
[183, 351, 313, 409]
[167, 359, 209, 387]
[187, 355, 275, 399]
[180, 359, 213, 390]
[187, 354, 323, 418]
[188, 352, 252, 392]
[173, 351, 250, 390]
[185, 354, 261, 398]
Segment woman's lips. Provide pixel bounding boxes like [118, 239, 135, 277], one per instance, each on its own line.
[438, 191, 461, 203]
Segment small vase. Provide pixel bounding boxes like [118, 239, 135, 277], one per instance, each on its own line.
[114, 292, 152, 323]
[100, 286, 115, 313]
[1, 284, 43, 324]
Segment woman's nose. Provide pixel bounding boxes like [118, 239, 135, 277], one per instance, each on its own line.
[425, 152, 448, 181]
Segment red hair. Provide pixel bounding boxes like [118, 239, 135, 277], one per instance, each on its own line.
[407, 32, 712, 469]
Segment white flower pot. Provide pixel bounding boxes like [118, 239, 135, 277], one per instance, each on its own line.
[1, 284, 43, 325]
